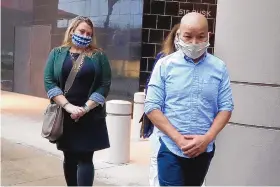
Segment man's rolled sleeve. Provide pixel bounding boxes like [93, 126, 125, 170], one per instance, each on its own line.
[218, 65, 234, 112]
[144, 59, 166, 114]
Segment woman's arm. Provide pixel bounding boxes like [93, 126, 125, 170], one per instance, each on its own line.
[44, 48, 66, 105]
[86, 52, 112, 110]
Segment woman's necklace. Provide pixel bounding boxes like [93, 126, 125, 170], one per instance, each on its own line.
[70, 52, 84, 72]
[69, 52, 78, 60]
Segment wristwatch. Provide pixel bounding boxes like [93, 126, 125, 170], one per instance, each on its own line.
[83, 103, 90, 113]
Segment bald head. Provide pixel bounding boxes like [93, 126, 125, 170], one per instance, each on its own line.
[179, 12, 209, 44]
[181, 12, 208, 31]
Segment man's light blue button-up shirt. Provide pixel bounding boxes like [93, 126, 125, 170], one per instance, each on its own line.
[144, 50, 234, 158]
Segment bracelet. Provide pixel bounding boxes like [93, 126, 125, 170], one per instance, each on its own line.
[62, 102, 69, 108]
[83, 103, 90, 113]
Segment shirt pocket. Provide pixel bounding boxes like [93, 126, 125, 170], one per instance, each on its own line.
[201, 78, 220, 104]
[167, 90, 191, 107]
[165, 90, 191, 122]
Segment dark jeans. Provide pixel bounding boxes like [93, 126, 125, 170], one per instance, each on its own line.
[157, 139, 214, 186]
[63, 151, 94, 186]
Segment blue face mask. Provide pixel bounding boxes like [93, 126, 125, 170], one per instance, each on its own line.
[71, 33, 92, 48]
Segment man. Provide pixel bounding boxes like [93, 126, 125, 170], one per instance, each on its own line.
[144, 12, 234, 186]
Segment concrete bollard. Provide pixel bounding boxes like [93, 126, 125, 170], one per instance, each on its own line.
[106, 100, 132, 164]
[132, 92, 146, 140]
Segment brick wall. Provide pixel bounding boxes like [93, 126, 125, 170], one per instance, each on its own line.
[139, 0, 217, 90]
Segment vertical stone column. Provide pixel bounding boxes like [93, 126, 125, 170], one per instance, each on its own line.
[206, 0, 280, 185]
[106, 100, 132, 164]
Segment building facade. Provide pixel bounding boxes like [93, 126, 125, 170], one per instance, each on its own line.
[1, 0, 217, 101]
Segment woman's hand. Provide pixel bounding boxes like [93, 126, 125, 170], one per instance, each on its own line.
[64, 104, 83, 116]
[70, 107, 87, 120]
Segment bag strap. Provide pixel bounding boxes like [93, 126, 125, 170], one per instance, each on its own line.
[64, 53, 85, 95]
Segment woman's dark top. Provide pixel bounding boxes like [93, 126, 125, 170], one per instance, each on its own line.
[56, 52, 110, 152]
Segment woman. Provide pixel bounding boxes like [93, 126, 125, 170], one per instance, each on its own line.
[142, 24, 180, 186]
[44, 16, 111, 186]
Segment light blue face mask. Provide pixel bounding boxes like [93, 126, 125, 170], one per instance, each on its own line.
[71, 33, 92, 48]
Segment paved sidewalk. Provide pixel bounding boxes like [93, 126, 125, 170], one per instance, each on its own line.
[1, 138, 111, 186]
[1, 91, 151, 186]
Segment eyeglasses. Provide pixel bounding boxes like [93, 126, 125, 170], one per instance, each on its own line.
[75, 16, 91, 21]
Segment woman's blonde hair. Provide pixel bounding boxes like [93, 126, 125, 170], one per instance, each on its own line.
[61, 16, 101, 55]
[161, 23, 180, 55]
